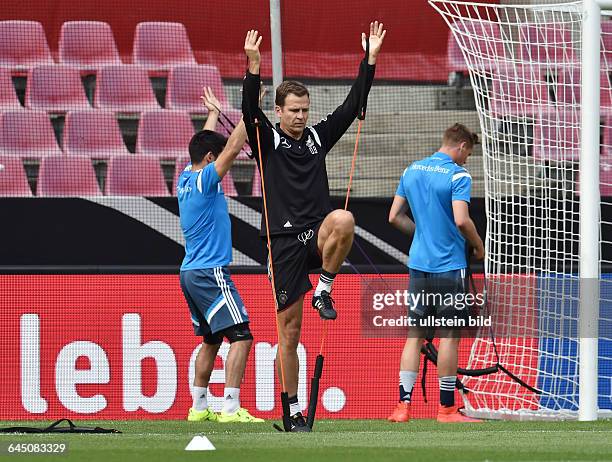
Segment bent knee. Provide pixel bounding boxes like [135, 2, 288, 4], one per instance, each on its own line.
[331, 210, 354, 234]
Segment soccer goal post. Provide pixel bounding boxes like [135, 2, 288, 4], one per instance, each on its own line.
[430, 0, 612, 420]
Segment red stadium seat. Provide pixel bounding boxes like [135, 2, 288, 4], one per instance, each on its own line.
[447, 19, 502, 75]
[602, 20, 612, 62]
[601, 20, 612, 111]
[214, 108, 243, 135]
[166, 65, 229, 112]
[0, 156, 32, 196]
[136, 110, 194, 159]
[59, 21, 122, 72]
[25, 65, 90, 112]
[165, 65, 252, 159]
[105, 155, 169, 196]
[0, 21, 53, 72]
[94, 65, 160, 112]
[37, 155, 101, 196]
[552, 67, 611, 112]
[520, 24, 576, 65]
[174, 155, 238, 197]
[489, 65, 549, 117]
[552, 67, 581, 106]
[0, 110, 62, 158]
[63, 110, 130, 159]
[602, 70, 612, 112]
[0, 68, 21, 110]
[133, 22, 196, 71]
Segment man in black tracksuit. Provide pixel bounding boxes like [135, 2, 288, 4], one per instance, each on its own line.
[242, 24, 386, 431]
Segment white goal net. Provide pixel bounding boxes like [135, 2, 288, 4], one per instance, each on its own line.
[430, 0, 612, 419]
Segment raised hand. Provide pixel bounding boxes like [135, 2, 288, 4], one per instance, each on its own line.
[200, 86, 221, 113]
[244, 29, 262, 64]
[361, 21, 386, 64]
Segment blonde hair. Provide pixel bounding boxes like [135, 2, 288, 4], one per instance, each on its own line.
[443, 123, 479, 148]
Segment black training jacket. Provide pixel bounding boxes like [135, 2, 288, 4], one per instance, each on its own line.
[242, 59, 375, 236]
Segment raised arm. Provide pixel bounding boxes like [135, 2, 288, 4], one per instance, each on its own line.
[245, 29, 262, 74]
[242, 29, 273, 162]
[214, 119, 247, 179]
[243, 29, 263, 125]
[201, 86, 221, 131]
[313, 21, 386, 151]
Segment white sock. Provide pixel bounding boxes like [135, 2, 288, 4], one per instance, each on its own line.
[222, 387, 240, 414]
[289, 400, 301, 416]
[399, 370, 418, 402]
[192, 386, 208, 411]
[314, 270, 335, 297]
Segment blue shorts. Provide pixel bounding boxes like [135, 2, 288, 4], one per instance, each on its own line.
[180, 267, 250, 342]
[407, 268, 469, 329]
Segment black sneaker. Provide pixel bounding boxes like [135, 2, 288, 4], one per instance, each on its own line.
[312, 290, 337, 320]
[289, 412, 311, 432]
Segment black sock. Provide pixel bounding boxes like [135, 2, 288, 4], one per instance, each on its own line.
[399, 385, 412, 402]
[439, 376, 456, 407]
[321, 269, 336, 281]
[315, 269, 336, 296]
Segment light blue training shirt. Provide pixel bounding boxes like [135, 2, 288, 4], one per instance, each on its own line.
[395, 152, 471, 273]
[178, 162, 232, 270]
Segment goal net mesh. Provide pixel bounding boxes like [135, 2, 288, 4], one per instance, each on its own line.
[430, 0, 612, 419]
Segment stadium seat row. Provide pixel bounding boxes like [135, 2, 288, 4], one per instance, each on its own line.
[447, 21, 585, 75]
[0, 20, 198, 73]
[0, 64, 237, 114]
[446, 21, 611, 74]
[0, 109, 248, 160]
[486, 64, 612, 117]
[0, 155, 252, 197]
[0, 106, 600, 163]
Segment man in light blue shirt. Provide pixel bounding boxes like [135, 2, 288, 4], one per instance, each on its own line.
[387, 124, 485, 423]
[179, 86, 262, 424]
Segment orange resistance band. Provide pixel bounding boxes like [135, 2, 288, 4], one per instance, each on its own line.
[319, 118, 364, 356]
[255, 119, 287, 393]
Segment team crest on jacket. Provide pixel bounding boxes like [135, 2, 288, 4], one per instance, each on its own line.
[306, 135, 318, 155]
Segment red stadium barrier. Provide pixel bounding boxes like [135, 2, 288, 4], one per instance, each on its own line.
[1, 274, 478, 420]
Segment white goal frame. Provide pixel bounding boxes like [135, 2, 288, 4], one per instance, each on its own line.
[579, 0, 606, 422]
[430, 0, 608, 421]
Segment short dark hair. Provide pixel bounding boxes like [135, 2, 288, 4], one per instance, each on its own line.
[443, 123, 479, 148]
[275, 80, 309, 107]
[188, 130, 227, 164]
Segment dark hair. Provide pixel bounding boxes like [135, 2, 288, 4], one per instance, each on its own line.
[443, 123, 479, 148]
[275, 80, 309, 106]
[188, 130, 227, 164]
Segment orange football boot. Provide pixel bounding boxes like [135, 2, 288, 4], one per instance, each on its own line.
[387, 401, 411, 422]
[437, 405, 483, 423]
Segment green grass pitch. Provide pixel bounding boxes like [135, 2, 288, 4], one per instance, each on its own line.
[0, 419, 611, 462]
